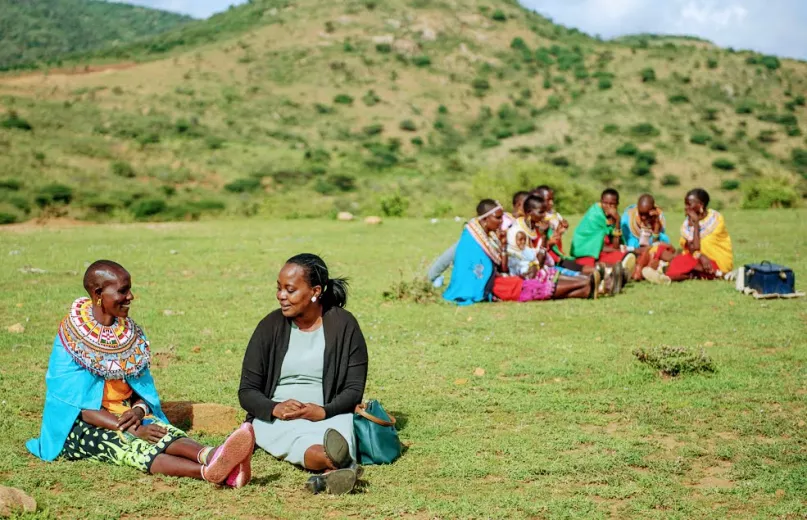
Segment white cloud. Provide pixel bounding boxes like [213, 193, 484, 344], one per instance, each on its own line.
[679, 1, 748, 28]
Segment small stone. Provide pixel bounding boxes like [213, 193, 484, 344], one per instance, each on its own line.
[704, 341, 715, 347]
[337, 212, 354, 222]
[454, 378, 468, 385]
[162, 309, 185, 316]
[170, 250, 178, 255]
[225, 349, 233, 355]
[6, 323, 24, 334]
[421, 27, 437, 41]
[798, 420, 805, 427]
[473, 367, 485, 377]
[15, 303, 22, 308]
[775, 489, 786, 498]
[386, 18, 401, 29]
[0, 486, 36, 516]
[466, 316, 473, 322]
[191, 346, 201, 353]
[430, 218, 439, 224]
[8, 250, 20, 256]
[454, 216, 462, 222]
[648, 310, 654, 315]
[364, 216, 383, 225]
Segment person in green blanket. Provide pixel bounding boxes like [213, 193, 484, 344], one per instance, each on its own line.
[570, 189, 636, 288]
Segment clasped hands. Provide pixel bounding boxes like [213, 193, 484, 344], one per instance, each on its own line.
[117, 406, 167, 444]
[273, 399, 326, 421]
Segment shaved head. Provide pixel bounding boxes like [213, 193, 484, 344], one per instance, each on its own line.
[637, 194, 655, 212]
[83, 260, 128, 295]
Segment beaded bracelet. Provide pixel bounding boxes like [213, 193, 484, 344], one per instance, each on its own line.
[133, 403, 149, 416]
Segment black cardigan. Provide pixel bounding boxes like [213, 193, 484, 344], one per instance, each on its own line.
[238, 306, 368, 422]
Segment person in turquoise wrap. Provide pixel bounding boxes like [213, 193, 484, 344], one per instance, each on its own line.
[27, 260, 255, 487]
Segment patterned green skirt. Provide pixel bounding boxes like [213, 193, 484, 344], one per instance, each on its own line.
[61, 418, 187, 473]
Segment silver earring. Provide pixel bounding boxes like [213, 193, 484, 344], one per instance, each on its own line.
[311, 297, 317, 302]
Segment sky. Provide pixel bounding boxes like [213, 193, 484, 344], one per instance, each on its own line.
[119, 0, 807, 60]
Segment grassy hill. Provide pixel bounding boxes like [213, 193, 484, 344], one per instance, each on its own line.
[0, 0, 805, 224]
[0, 0, 192, 70]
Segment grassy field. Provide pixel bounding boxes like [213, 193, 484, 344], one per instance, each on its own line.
[1, 209, 806, 519]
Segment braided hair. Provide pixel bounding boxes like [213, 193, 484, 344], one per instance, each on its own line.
[285, 253, 349, 309]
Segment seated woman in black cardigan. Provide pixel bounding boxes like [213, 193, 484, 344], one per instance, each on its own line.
[239, 253, 368, 495]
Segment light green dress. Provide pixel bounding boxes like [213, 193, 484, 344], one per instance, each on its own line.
[253, 324, 356, 466]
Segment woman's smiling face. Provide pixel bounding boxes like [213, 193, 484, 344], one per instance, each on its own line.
[276, 263, 320, 318]
[97, 269, 134, 320]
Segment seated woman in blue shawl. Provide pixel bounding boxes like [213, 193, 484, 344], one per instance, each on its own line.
[27, 260, 255, 487]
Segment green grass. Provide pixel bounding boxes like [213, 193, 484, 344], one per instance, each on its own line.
[1, 210, 806, 518]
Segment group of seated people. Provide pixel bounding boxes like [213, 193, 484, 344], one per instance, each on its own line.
[432, 186, 734, 305]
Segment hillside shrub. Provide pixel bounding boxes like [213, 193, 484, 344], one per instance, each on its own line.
[399, 120, 417, 132]
[314, 103, 334, 114]
[690, 132, 711, 145]
[757, 130, 777, 143]
[516, 122, 536, 135]
[491, 9, 506, 21]
[637, 150, 657, 165]
[616, 142, 638, 156]
[574, 67, 589, 80]
[411, 136, 424, 146]
[786, 126, 802, 137]
[598, 77, 613, 90]
[412, 55, 431, 67]
[761, 55, 781, 71]
[375, 43, 392, 53]
[206, 136, 225, 150]
[0, 212, 17, 225]
[703, 108, 719, 121]
[630, 123, 660, 137]
[668, 94, 689, 104]
[661, 174, 680, 186]
[380, 193, 409, 217]
[602, 124, 619, 135]
[362, 90, 381, 106]
[34, 184, 73, 207]
[472, 78, 490, 92]
[631, 161, 652, 177]
[130, 198, 167, 219]
[224, 177, 261, 193]
[550, 156, 570, 167]
[546, 95, 562, 110]
[640, 67, 656, 82]
[2, 111, 32, 131]
[710, 140, 728, 151]
[363, 123, 384, 136]
[758, 113, 797, 126]
[334, 94, 354, 105]
[720, 179, 741, 191]
[85, 196, 122, 213]
[5, 195, 30, 213]
[712, 158, 736, 171]
[707, 58, 719, 69]
[111, 161, 136, 178]
[742, 177, 799, 208]
[0, 178, 22, 191]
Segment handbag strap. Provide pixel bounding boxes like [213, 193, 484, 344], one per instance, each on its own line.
[355, 402, 396, 427]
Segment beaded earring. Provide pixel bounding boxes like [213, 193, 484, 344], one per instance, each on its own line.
[96, 298, 101, 306]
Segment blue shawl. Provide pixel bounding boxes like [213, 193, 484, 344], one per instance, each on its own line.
[442, 227, 496, 306]
[26, 335, 168, 462]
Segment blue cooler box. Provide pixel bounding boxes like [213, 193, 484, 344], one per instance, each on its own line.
[744, 261, 795, 295]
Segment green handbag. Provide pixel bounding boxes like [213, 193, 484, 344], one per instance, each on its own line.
[353, 400, 402, 465]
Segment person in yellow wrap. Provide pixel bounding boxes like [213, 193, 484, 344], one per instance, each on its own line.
[667, 188, 733, 281]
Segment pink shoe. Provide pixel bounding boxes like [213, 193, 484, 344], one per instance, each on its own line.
[202, 423, 255, 484]
[225, 424, 255, 488]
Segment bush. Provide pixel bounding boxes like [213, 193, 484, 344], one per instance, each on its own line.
[631, 160, 652, 177]
[640, 67, 656, 82]
[130, 198, 167, 219]
[375, 43, 392, 53]
[34, 184, 73, 207]
[637, 150, 657, 165]
[690, 132, 711, 145]
[205, 136, 225, 150]
[786, 126, 802, 137]
[383, 276, 439, 303]
[710, 140, 728, 151]
[660, 174, 680, 186]
[363, 123, 384, 136]
[411, 136, 424, 146]
[757, 130, 777, 143]
[602, 124, 619, 135]
[412, 55, 431, 67]
[720, 179, 741, 191]
[703, 108, 719, 121]
[633, 346, 715, 377]
[742, 177, 800, 208]
[668, 94, 689, 104]
[111, 161, 136, 178]
[712, 158, 735, 171]
[550, 156, 570, 167]
[84, 196, 122, 213]
[334, 94, 354, 105]
[707, 58, 719, 69]
[598, 77, 613, 90]
[481, 137, 500, 148]
[314, 103, 334, 114]
[761, 55, 781, 70]
[0, 178, 22, 191]
[6, 195, 30, 213]
[224, 177, 262, 193]
[472, 78, 490, 92]
[491, 9, 506, 21]
[0, 211, 17, 224]
[616, 142, 638, 156]
[327, 174, 356, 192]
[399, 120, 417, 132]
[793, 148, 807, 171]
[380, 193, 409, 217]
[1, 111, 32, 131]
[362, 90, 381, 106]
[630, 123, 660, 137]
[735, 101, 754, 114]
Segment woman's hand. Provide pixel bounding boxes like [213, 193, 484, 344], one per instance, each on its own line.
[699, 254, 714, 274]
[117, 407, 145, 431]
[131, 424, 167, 444]
[273, 399, 305, 420]
[284, 403, 327, 422]
[686, 207, 701, 226]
